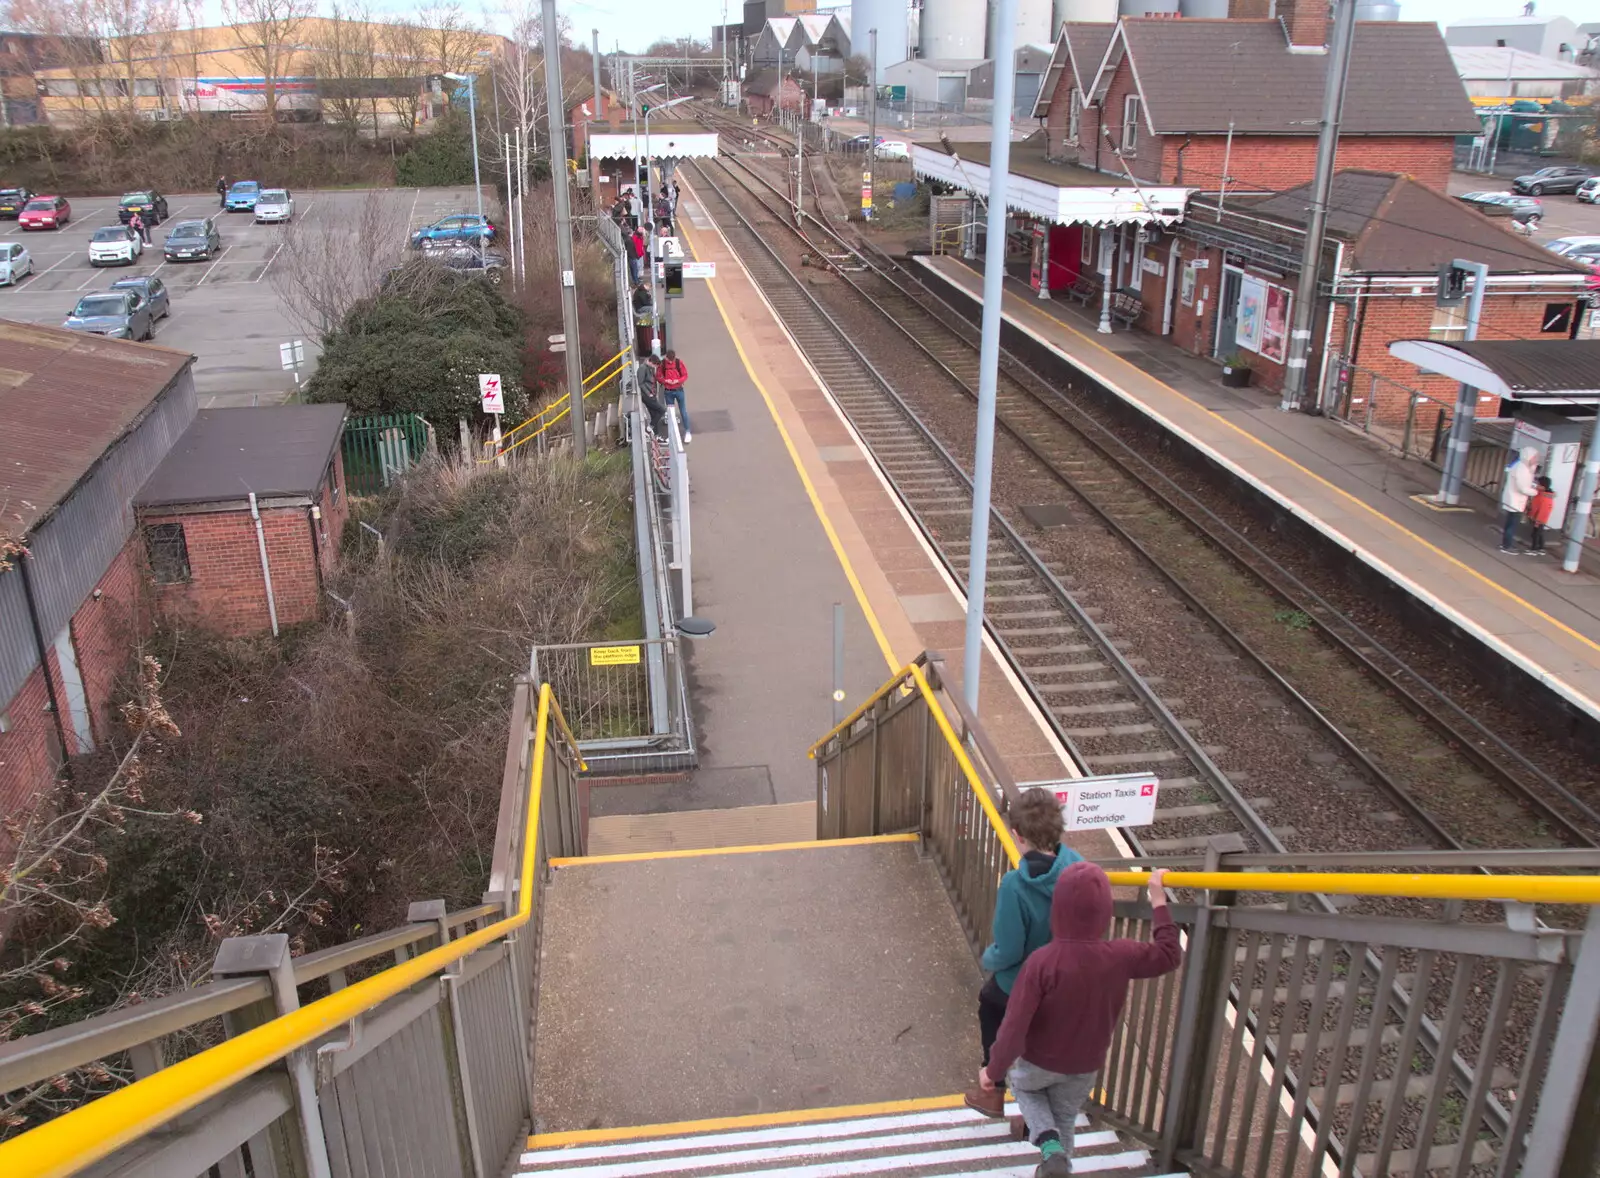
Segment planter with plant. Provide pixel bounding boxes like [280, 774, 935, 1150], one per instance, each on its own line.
[1221, 353, 1253, 387]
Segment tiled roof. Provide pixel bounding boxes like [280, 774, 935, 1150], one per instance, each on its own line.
[0, 321, 191, 535]
[1111, 19, 1482, 136]
[1033, 23, 1115, 119]
[1243, 170, 1592, 275]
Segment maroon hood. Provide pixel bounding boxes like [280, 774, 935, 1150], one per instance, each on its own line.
[1051, 861, 1113, 941]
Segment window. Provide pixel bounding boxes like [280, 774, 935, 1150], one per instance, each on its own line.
[1429, 305, 1468, 341]
[1121, 95, 1139, 153]
[1067, 88, 1081, 144]
[133, 78, 160, 97]
[43, 79, 79, 97]
[145, 522, 191, 583]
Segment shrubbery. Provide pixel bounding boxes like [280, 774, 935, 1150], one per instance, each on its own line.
[394, 113, 476, 187]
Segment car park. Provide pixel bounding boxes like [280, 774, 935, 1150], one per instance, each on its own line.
[109, 275, 171, 320]
[163, 218, 222, 261]
[1511, 165, 1593, 196]
[411, 213, 496, 248]
[0, 242, 32, 285]
[18, 195, 70, 229]
[62, 290, 153, 340]
[1579, 178, 1600, 205]
[118, 190, 169, 225]
[0, 187, 32, 217]
[225, 180, 261, 212]
[253, 189, 294, 223]
[88, 225, 144, 267]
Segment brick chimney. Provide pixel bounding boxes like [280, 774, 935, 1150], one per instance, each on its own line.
[1275, 0, 1329, 49]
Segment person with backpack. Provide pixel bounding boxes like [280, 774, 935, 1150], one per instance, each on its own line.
[965, 789, 1083, 1119]
[658, 349, 691, 441]
[1526, 475, 1556, 555]
[979, 864, 1182, 1177]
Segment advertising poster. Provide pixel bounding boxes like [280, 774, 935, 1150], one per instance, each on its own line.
[1236, 274, 1266, 352]
[1180, 262, 1196, 307]
[1260, 285, 1292, 364]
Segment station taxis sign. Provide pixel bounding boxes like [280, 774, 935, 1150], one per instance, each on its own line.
[1041, 773, 1160, 831]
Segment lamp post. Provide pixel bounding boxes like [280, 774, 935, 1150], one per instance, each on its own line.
[633, 80, 665, 215]
[443, 72, 484, 263]
[645, 95, 692, 355]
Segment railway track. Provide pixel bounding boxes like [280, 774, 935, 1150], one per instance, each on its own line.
[695, 152, 1600, 858]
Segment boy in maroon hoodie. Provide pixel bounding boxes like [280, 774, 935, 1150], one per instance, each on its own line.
[978, 864, 1181, 1176]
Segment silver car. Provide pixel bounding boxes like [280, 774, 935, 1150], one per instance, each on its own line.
[0, 241, 32, 285]
[88, 224, 143, 267]
[63, 290, 154, 340]
[254, 188, 294, 224]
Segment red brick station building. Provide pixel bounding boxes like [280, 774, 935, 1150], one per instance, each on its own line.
[0, 325, 348, 820]
[912, 1, 1597, 419]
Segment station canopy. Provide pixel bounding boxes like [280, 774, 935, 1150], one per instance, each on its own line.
[589, 126, 719, 161]
[911, 137, 1190, 228]
[1387, 339, 1600, 403]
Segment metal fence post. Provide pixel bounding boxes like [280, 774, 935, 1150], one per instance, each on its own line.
[408, 900, 487, 1178]
[212, 935, 334, 1178]
[1524, 905, 1600, 1177]
[1157, 833, 1246, 1171]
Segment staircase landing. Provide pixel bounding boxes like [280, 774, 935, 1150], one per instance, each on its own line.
[532, 838, 983, 1133]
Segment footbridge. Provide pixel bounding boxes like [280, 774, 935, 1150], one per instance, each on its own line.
[4, 657, 1600, 1178]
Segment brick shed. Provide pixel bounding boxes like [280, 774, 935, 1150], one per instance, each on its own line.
[0, 322, 197, 820]
[134, 405, 349, 637]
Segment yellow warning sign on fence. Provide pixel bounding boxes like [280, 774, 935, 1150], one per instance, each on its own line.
[590, 645, 642, 666]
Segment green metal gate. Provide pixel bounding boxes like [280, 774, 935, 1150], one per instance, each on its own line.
[342, 413, 432, 495]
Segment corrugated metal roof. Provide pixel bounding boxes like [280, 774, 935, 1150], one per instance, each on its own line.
[135, 405, 347, 507]
[0, 320, 192, 539]
[1450, 46, 1597, 81]
[1111, 19, 1483, 136]
[1429, 340, 1600, 395]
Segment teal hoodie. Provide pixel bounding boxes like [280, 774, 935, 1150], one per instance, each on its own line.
[980, 844, 1083, 993]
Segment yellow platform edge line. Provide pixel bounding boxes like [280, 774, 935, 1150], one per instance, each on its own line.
[526, 1092, 966, 1149]
[918, 256, 1600, 666]
[549, 831, 920, 867]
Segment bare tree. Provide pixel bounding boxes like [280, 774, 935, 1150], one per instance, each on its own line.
[490, 0, 587, 169]
[269, 189, 409, 338]
[222, 0, 312, 122]
[306, 2, 377, 135]
[417, 1, 483, 82]
[377, 17, 431, 134]
[2, 0, 182, 121]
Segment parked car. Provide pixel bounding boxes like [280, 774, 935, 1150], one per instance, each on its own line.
[841, 134, 883, 153]
[874, 140, 910, 160]
[253, 189, 294, 223]
[118, 190, 169, 225]
[1455, 191, 1543, 218]
[18, 195, 70, 230]
[163, 218, 222, 261]
[109, 275, 171, 320]
[0, 187, 32, 217]
[62, 290, 153, 340]
[1547, 236, 1600, 256]
[0, 242, 32, 285]
[432, 246, 507, 284]
[225, 180, 261, 212]
[88, 225, 143, 267]
[1578, 178, 1600, 205]
[411, 213, 496, 249]
[1511, 165, 1593, 196]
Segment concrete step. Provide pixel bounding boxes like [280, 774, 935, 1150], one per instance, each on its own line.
[585, 802, 816, 856]
[519, 1100, 1180, 1177]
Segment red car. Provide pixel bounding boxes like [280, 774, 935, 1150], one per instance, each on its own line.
[18, 195, 69, 230]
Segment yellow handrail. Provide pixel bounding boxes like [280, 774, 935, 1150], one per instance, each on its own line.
[807, 661, 1600, 906]
[500, 348, 630, 444]
[0, 685, 582, 1178]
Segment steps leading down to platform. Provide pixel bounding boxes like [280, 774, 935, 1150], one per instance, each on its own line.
[518, 1101, 1185, 1177]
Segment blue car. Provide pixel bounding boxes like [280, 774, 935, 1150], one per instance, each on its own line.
[410, 213, 497, 250]
[225, 180, 261, 212]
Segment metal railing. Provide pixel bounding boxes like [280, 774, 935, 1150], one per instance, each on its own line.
[814, 649, 1600, 1178]
[341, 413, 433, 495]
[0, 681, 584, 1178]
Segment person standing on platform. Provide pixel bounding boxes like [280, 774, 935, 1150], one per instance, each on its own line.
[1499, 446, 1540, 554]
[636, 356, 669, 439]
[1526, 475, 1555, 555]
[965, 789, 1081, 1120]
[628, 226, 644, 284]
[658, 349, 691, 441]
[979, 865, 1182, 1178]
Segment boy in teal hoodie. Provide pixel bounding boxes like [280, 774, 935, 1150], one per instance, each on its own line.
[965, 787, 1083, 1118]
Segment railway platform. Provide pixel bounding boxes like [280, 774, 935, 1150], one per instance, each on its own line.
[914, 254, 1600, 727]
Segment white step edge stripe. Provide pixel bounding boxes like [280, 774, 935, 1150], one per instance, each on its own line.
[523, 1108, 1089, 1167]
[706, 1145, 1150, 1178]
[518, 1128, 1123, 1178]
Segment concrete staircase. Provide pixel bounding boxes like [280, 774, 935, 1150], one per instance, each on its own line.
[518, 1100, 1184, 1177]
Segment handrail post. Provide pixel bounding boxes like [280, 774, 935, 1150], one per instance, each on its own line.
[212, 935, 334, 1178]
[408, 900, 488, 1178]
[1525, 904, 1600, 1177]
[1157, 833, 1246, 1171]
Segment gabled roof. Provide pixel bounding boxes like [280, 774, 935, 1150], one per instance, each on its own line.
[1242, 170, 1592, 275]
[1094, 19, 1481, 136]
[0, 322, 192, 536]
[760, 17, 798, 47]
[795, 13, 832, 44]
[1033, 22, 1115, 120]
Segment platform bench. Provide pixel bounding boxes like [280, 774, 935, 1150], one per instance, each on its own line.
[1111, 289, 1144, 327]
[1066, 276, 1100, 306]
